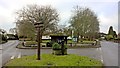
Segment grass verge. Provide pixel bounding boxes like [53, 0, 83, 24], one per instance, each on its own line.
[5, 54, 102, 67]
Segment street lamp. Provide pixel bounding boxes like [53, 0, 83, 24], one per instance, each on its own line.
[34, 22, 43, 60]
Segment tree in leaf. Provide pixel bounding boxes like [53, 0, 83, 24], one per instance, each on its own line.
[16, 20, 36, 40]
[113, 31, 117, 38]
[69, 6, 99, 42]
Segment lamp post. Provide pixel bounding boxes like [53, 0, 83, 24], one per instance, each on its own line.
[34, 22, 43, 60]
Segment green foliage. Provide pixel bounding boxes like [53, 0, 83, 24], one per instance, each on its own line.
[50, 34, 67, 36]
[5, 54, 102, 67]
[105, 35, 113, 40]
[52, 42, 68, 55]
[113, 31, 117, 38]
[107, 26, 117, 39]
[17, 21, 36, 41]
[0, 34, 7, 44]
[0, 29, 8, 43]
[42, 39, 50, 43]
[52, 43, 61, 50]
[25, 41, 37, 45]
[63, 44, 68, 49]
[52, 42, 68, 50]
[69, 6, 99, 41]
[108, 26, 114, 36]
[19, 38, 33, 41]
[2, 34, 7, 42]
[82, 38, 89, 41]
[52, 49, 67, 55]
[83, 40, 95, 43]
[7, 34, 18, 40]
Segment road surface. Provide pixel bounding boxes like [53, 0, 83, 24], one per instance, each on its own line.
[0, 47, 2, 68]
[0, 40, 102, 67]
[100, 41, 118, 66]
[0, 40, 118, 67]
[0, 40, 19, 68]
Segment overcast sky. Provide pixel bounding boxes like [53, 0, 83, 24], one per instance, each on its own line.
[0, 0, 119, 34]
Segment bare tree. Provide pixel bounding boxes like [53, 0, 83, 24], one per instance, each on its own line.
[9, 28, 17, 35]
[16, 4, 59, 37]
[15, 4, 59, 60]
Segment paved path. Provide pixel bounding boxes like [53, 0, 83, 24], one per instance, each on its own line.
[100, 41, 118, 66]
[0, 49, 2, 68]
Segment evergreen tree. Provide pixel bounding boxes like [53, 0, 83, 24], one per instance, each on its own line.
[108, 26, 114, 36]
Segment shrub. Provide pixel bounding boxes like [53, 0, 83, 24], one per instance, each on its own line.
[52, 43, 61, 50]
[7, 34, 18, 40]
[25, 41, 37, 45]
[52, 49, 67, 55]
[52, 42, 68, 50]
[105, 35, 113, 40]
[63, 44, 68, 49]
[52, 42, 68, 55]
[2, 34, 7, 42]
[83, 38, 89, 41]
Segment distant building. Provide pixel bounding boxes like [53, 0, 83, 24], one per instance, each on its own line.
[42, 36, 51, 39]
[42, 36, 72, 40]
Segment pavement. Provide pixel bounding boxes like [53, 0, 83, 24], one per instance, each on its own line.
[0, 49, 2, 68]
[0, 43, 3, 68]
[0, 40, 119, 67]
[0, 45, 2, 50]
[100, 41, 118, 66]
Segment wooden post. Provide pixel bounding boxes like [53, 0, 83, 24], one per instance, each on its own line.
[61, 41, 64, 55]
[34, 22, 43, 60]
[37, 28, 40, 60]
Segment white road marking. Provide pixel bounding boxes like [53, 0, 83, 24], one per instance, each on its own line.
[99, 48, 102, 51]
[18, 53, 21, 58]
[99, 48, 104, 63]
[97, 48, 99, 51]
[0, 45, 2, 50]
[11, 56, 15, 59]
[101, 59, 103, 63]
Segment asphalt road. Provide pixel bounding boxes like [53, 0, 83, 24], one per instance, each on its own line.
[0, 48, 2, 68]
[100, 41, 118, 66]
[0, 40, 19, 67]
[0, 40, 118, 67]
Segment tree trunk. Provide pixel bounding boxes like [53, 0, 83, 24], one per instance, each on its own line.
[81, 35, 83, 42]
[77, 32, 79, 43]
